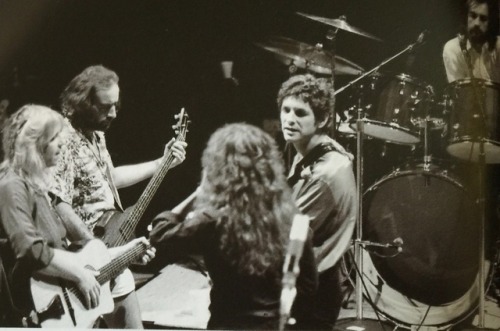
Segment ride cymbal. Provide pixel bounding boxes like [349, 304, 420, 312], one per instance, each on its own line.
[255, 36, 364, 75]
[297, 12, 383, 42]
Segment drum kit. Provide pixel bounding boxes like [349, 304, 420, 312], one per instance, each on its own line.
[256, 11, 500, 331]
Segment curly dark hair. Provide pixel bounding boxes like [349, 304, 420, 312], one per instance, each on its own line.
[276, 74, 334, 133]
[195, 123, 297, 276]
[60, 65, 119, 126]
[464, 0, 499, 50]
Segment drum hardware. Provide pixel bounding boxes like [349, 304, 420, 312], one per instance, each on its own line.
[460, 40, 493, 331]
[354, 238, 404, 258]
[329, 30, 430, 329]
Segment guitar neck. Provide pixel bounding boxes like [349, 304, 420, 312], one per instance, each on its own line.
[96, 244, 147, 285]
[118, 135, 185, 244]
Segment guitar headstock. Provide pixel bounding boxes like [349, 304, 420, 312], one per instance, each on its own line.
[171, 108, 190, 141]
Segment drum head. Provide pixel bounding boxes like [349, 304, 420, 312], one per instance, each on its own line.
[447, 140, 500, 164]
[363, 169, 479, 306]
[360, 120, 421, 145]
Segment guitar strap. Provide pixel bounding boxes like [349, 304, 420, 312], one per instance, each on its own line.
[77, 130, 123, 211]
[104, 164, 123, 211]
[287, 143, 336, 187]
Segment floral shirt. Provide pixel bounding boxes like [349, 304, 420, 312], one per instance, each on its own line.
[51, 119, 121, 231]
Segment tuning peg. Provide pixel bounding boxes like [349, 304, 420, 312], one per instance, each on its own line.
[172, 125, 178, 130]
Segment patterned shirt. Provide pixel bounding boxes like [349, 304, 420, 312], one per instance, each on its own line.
[51, 119, 121, 231]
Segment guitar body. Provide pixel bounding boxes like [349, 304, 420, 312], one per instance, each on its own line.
[95, 207, 134, 247]
[30, 240, 114, 328]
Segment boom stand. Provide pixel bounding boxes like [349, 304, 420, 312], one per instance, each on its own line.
[334, 33, 427, 330]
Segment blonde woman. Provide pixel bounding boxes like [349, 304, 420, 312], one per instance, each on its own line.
[0, 105, 153, 327]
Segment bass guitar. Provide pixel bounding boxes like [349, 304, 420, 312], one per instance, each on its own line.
[27, 239, 148, 328]
[94, 108, 190, 247]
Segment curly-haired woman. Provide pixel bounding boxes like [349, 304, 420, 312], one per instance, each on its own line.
[150, 123, 317, 330]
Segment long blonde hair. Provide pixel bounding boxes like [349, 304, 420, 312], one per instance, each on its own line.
[0, 105, 64, 192]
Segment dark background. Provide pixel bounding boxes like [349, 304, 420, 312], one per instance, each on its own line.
[0, 0, 470, 234]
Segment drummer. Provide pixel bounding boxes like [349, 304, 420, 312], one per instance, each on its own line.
[443, 0, 500, 299]
[443, 0, 500, 83]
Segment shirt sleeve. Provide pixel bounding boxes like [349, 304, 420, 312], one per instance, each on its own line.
[0, 178, 54, 270]
[149, 210, 215, 261]
[443, 39, 467, 83]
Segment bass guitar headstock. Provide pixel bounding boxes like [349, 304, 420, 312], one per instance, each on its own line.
[172, 107, 190, 141]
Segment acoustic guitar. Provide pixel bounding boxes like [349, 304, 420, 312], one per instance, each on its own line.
[28, 239, 148, 328]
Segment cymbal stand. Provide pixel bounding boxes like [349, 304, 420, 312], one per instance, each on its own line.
[422, 96, 433, 170]
[322, 27, 339, 139]
[461, 43, 492, 330]
[334, 33, 427, 329]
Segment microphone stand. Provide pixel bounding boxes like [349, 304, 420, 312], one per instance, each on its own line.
[334, 33, 426, 330]
[460, 38, 493, 331]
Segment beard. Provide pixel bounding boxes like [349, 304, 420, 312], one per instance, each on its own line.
[468, 26, 487, 44]
[93, 118, 113, 131]
[73, 111, 113, 132]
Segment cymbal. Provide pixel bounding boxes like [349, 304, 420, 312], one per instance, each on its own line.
[255, 36, 364, 75]
[297, 12, 383, 42]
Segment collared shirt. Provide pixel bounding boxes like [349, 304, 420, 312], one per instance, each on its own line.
[51, 119, 121, 231]
[443, 36, 500, 83]
[0, 170, 67, 271]
[288, 137, 357, 273]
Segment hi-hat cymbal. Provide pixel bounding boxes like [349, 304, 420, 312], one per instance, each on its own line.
[297, 12, 383, 42]
[255, 36, 364, 75]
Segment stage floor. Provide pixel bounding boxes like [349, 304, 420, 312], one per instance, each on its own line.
[136, 264, 500, 330]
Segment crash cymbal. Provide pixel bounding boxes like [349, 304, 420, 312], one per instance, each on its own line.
[297, 12, 383, 42]
[255, 36, 364, 75]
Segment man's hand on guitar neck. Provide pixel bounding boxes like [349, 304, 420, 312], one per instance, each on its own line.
[157, 138, 187, 169]
[108, 237, 156, 265]
[112, 139, 187, 189]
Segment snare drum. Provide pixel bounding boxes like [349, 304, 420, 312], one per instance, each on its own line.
[351, 73, 435, 145]
[445, 78, 500, 163]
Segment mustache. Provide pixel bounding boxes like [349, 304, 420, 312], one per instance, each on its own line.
[468, 26, 484, 35]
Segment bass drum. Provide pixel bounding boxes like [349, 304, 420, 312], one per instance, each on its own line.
[361, 164, 490, 328]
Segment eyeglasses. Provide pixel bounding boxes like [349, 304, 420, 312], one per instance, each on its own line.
[94, 100, 121, 114]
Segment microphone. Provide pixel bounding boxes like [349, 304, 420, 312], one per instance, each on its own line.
[409, 30, 429, 51]
[280, 214, 310, 331]
[356, 237, 404, 253]
[416, 30, 428, 45]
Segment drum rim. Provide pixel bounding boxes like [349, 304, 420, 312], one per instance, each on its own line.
[446, 78, 500, 89]
[393, 72, 431, 89]
[350, 119, 421, 145]
[362, 250, 495, 328]
[364, 165, 467, 195]
[367, 71, 432, 90]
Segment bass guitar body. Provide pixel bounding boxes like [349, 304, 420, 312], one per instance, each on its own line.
[94, 207, 134, 248]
